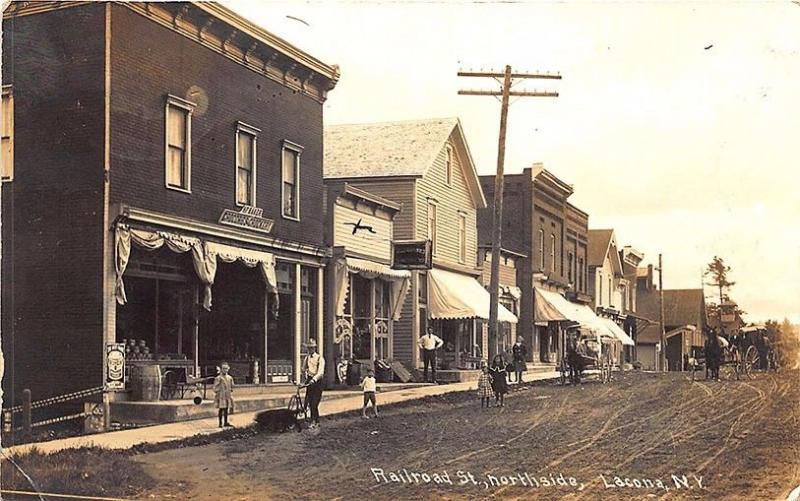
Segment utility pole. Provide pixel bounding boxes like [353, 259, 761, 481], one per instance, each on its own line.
[657, 254, 665, 371]
[458, 65, 560, 359]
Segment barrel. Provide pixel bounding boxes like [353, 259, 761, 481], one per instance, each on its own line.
[130, 364, 162, 401]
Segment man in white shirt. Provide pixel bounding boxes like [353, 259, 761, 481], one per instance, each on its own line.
[302, 339, 325, 428]
[418, 326, 444, 383]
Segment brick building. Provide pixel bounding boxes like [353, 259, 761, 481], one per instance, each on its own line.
[479, 164, 592, 366]
[1, 1, 339, 402]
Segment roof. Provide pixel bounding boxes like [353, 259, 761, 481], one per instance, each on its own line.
[587, 229, 614, 267]
[324, 118, 460, 179]
[637, 288, 707, 344]
[324, 118, 486, 208]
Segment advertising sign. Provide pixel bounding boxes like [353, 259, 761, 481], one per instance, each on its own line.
[392, 240, 432, 270]
[105, 342, 126, 390]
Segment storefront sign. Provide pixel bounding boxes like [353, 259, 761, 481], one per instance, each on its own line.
[219, 205, 274, 234]
[105, 342, 126, 390]
[392, 240, 432, 270]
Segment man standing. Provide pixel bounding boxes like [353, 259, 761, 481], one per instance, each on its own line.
[302, 339, 325, 428]
[418, 326, 444, 383]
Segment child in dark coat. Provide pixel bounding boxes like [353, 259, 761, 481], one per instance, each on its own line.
[489, 354, 509, 407]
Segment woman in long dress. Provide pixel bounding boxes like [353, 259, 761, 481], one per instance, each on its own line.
[512, 337, 527, 383]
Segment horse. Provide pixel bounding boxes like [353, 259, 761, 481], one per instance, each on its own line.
[704, 327, 722, 380]
[565, 335, 584, 384]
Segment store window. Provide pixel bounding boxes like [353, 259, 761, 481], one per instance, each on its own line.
[300, 266, 317, 353]
[282, 141, 302, 220]
[2, 86, 13, 182]
[352, 275, 372, 360]
[375, 280, 391, 360]
[236, 123, 259, 206]
[165, 95, 194, 192]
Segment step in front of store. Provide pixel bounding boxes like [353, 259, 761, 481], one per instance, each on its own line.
[110, 383, 434, 426]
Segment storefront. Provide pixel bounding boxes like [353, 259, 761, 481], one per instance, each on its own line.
[427, 268, 517, 370]
[112, 210, 324, 395]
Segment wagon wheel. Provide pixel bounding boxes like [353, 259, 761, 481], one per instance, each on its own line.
[743, 346, 759, 379]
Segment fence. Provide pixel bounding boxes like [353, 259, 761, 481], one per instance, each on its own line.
[3, 387, 105, 436]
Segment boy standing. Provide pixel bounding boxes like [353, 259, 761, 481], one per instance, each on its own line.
[214, 362, 234, 428]
[361, 368, 378, 418]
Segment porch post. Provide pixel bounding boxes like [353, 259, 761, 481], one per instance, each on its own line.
[268, 289, 269, 384]
[370, 280, 376, 362]
[294, 263, 302, 383]
[317, 266, 324, 359]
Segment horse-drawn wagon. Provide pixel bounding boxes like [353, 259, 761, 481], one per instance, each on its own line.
[701, 324, 778, 381]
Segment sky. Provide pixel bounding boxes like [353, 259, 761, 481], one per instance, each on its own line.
[224, 0, 800, 324]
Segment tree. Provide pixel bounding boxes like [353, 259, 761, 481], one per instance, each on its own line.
[704, 256, 736, 304]
[704, 256, 737, 335]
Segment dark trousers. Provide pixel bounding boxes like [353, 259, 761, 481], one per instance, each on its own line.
[306, 380, 323, 423]
[218, 408, 229, 426]
[423, 349, 437, 382]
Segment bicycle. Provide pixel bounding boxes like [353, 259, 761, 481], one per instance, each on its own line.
[287, 383, 309, 427]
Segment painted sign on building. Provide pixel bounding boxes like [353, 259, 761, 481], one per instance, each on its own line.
[219, 205, 275, 234]
[392, 240, 432, 270]
[105, 342, 126, 390]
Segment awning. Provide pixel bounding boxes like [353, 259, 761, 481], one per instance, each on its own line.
[334, 257, 411, 321]
[428, 268, 517, 323]
[534, 288, 573, 322]
[600, 318, 635, 346]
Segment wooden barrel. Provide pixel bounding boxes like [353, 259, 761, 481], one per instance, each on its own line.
[130, 364, 162, 401]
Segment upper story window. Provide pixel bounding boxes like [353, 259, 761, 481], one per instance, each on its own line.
[2, 86, 14, 182]
[608, 277, 613, 305]
[445, 145, 453, 186]
[427, 201, 438, 255]
[165, 95, 195, 192]
[538, 229, 544, 271]
[549, 234, 556, 273]
[235, 122, 260, 206]
[579, 257, 585, 291]
[458, 212, 467, 264]
[599, 273, 603, 302]
[568, 252, 574, 283]
[282, 140, 303, 220]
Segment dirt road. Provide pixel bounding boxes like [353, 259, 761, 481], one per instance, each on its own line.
[136, 370, 800, 500]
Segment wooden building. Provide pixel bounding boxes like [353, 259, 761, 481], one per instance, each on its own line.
[324, 118, 516, 379]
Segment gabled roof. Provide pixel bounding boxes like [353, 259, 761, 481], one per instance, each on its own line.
[324, 117, 486, 208]
[587, 229, 622, 274]
[637, 288, 707, 344]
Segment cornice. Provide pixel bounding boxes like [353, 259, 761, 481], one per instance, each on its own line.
[122, 2, 338, 104]
[2, 1, 93, 19]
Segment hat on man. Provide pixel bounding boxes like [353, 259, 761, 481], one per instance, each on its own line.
[305, 338, 318, 349]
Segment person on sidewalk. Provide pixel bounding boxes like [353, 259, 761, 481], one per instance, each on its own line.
[489, 354, 509, 407]
[512, 336, 528, 383]
[361, 368, 378, 419]
[302, 339, 325, 428]
[418, 327, 444, 383]
[213, 362, 234, 428]
[477, 365, 493, 408]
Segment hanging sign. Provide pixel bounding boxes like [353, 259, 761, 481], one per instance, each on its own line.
[219, 205, 274, 234]
[392, 240, 432, 270]
[105, 342, 126, 390]
[334, 318, 353, 344]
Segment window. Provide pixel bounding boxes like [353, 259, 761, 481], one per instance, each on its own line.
[608, 277, 612, 305]
[282, 141, 302, 219]
[579, 258, 584, 291]
[599, 273, 603, 303]
[165, 95, 194, 192]
[235, 122, 259, 206]
[538, 229, 544, 271]
[568, 252, 574, 283]
[445, 145, 453, 186]
[2, 86, 13, 182]
[549, 234, 556, 273]
[458, 212, 467, 264]
[427, 201, 437, 255]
